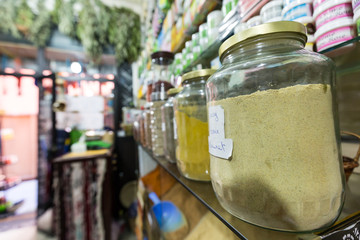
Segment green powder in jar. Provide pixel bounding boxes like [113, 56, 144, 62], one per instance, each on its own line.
[210, 84, 344, 231]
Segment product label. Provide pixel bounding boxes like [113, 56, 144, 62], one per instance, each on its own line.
[320, 220, 360, 240]
[317, 26, 354, 51]
[354, 0, 360, 10]
[283, 4, 312, 21]
[162, 122, 166, 132]
[208, 105, 225, 138]
[208, 105, 233, 159]
[315, 3, 353, 29]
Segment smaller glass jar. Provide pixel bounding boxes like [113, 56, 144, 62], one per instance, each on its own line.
[150, 51, 174, 156]
[151, 51, 174, 101]
[161, 88, 182, 163]
[174, 69, 216, 181]
[140, 108, 146, 146]
[144, 102, 152, 150]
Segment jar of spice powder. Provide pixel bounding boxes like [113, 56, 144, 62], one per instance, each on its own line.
[174, 69, 216, 181]
[206, 21, 345, 232]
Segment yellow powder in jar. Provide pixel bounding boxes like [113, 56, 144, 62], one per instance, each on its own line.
[210, 84, 344, 231]
[175, 107, 210, 181]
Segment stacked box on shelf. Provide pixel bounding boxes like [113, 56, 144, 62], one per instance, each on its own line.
[159, 2, 176, 50]
[171, 0, 219, 52]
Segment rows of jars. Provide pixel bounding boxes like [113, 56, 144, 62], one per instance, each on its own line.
[133, 21, 346, 234]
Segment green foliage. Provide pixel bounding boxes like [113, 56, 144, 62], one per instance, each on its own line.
[76, 0, 110, 63]
[15, 0, 35, 36]
[108, 8, 141, 65]
[57, 0, 76, 38]
[29, 1, 53, 47]
[0, 0, 142, 65]
[52, 0, 62, 24]
[0, 0, 20, 38]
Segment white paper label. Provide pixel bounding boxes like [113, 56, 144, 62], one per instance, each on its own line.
[208, 105, 225, 138]
[208, 137, 233, 159]
[208, 105, 233, 160]
[161, 122, 166, 132]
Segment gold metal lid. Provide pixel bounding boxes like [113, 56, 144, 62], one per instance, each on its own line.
[219, 21, 307, 59]
[181, 69, 217, 84]
[167, 87, 183, 96]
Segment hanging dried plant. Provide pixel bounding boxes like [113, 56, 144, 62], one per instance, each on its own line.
[108, 7, 141, 65]
[57, 0, 76, 38]
[29, 1, 53, 47]
[0, 0, 20, 38]
[76, 0, 110, 63]
[15, 0, 35, 37]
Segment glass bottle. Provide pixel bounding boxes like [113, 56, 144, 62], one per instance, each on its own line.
[150, 51, 174, 156]
[161, 88, 182, 163]
[174, 69, 216, 181]
[206, 21, 345, 232]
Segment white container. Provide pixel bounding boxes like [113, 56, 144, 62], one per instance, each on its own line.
[265, 16, 283, 22]
[282, 0, 313, 21]
[222, 0, 233, 16]
[353, 0, 360, 12]
[283, 0, 296, 6]
[293, 16, 314, 24]
[182, 48, 187, 63]
[191, 32, 199, 47]
[199, 23, 208, 39]
[261, 0, 283, 23]
[174, 53, 182, 65]
[185, 53, 193, 66]
[208, 27, 219, 45]
[315, 18, 356, 51]
[207, 10, 223, 29]
[234, 23, 248, 33]
[185, 40, 192, 54]
[247, 15, 262, 28]
[354, 8, 360, 35]
[199, 37, 209, 52]
[193, 45, 201, 59]
[313, 0, 331, 10]
[313, 0, 353, 29]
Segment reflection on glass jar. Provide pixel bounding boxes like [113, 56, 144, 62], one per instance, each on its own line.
[206, 21, 345, 232]
[161, 88, 182, 163]
[174, 69, 216, 181]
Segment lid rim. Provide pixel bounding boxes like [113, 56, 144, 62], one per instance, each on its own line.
[181, 69, 217, 84]
[219, 21, 307, 60]
[151, 51, 175, 62]
[167, 87, 183, 95]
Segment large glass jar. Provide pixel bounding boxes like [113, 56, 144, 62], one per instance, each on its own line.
[206, 21, 345, 232]
[150, 51, 174, 156]
[161, 88, 182, 163]
[174, 69, 216, 181]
